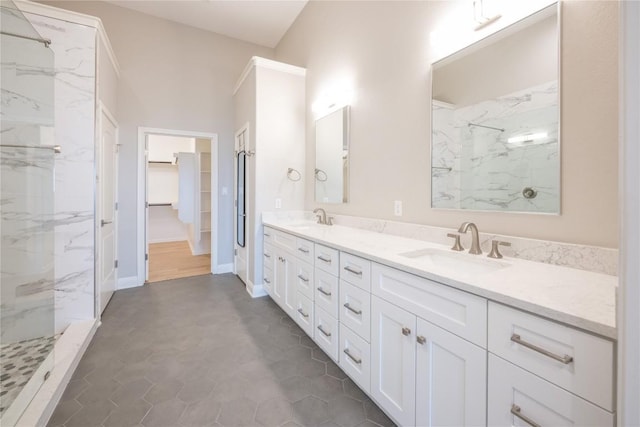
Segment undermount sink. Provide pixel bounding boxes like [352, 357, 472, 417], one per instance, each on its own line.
[399, 248, 510, 275]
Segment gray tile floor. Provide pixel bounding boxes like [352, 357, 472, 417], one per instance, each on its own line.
[48, 274, 396, 427]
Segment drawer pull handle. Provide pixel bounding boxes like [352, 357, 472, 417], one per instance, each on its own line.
[343, 349, 362, 365]
[343, 266, 363, 276]
[402, 327, 411, 336]
[510, 334, 574, 364]
[317, 287, 332, 296]
[297, 308, 309, 318]
[317, 325, 331, 337]
[317, 255, 332, 264]
[416, 336, 426, 345]
[298, 274, 309, 282]
[264, 233, 271, 237]
[298, 247, 310, 254]
[510, 404, 541, 427]
[264, 278, 271, 284]
[264, 253, 271, 258]
[343, 303, 362, 315]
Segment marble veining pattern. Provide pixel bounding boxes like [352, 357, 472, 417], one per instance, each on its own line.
[432, 81, 559, 213]
[263, 217, 617, 339]
[2, 12, 97, 337]
[328, 214, 617, 276]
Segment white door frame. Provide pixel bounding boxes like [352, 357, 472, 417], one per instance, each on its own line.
[137, 127, 219, 285]
[95, 101, 119, 317]
[618, 1, 640, 424]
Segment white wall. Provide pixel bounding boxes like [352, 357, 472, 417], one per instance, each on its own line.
[275, 0, 619, 249]
[43, 1, 274, 280]
[148, 206, 188, 243]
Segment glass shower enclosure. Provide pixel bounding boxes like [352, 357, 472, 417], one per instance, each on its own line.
[1, 0, 56, 423]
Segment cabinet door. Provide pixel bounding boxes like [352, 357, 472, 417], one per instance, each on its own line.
[282, 254, 297, 316]
[416, 318, 486, 427]
[371, 296, 416, 427]
[273, 249, 287, 309]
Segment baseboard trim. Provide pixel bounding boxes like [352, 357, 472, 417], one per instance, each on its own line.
[246, 281, 268, 298]
[215, 263, 234, 274]
[18, 319, 99, 427]
[117, 275, 141, 290]
[148, 237, 187, 244]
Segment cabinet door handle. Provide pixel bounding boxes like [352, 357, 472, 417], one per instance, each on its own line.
[317, 325, 331, 337]
[510, 334, 573, 364]
[416, 335, 426, 345]
[317, 287, 331, 296]
[510, 404, 541, 427]
[343, 265, 362, 276]
[297, 308, 309, 318]
[297, 274, 309, 282]
[264, 278, 271, 284]
[343, 349, 362, 365]
[264, 253, 271, 258]
[298, 247, 310, 254]
[343, 303, 362, 315]
[317, 255, 332, 264]
[402, 327, 411, 336]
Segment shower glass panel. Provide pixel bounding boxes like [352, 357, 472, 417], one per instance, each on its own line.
[1, 0, 56, 423]
[236, 151, 246, 247]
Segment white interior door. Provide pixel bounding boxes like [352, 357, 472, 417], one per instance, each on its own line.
[98, 107, 118, 313]
[144, 135, 149, 281]
[234, 127, 248, 284]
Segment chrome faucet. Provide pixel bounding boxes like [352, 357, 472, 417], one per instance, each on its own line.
[458, 222, 482, 255]
[313, 208, 327, 225]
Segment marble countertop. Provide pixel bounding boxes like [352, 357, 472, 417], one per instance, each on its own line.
[263, 219, 617, 340]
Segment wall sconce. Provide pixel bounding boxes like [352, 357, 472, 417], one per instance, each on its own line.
[473, 0, 501, 31]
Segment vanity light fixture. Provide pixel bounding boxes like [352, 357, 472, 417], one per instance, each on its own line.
[473, 0, 502, 31]
[507, 132, 548, 144]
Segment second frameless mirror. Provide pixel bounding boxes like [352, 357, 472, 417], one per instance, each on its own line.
[431, 3, 560, 214]
[315, 106, 349, 204]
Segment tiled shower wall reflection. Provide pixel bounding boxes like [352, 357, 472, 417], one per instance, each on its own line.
[432, 81, 559, 213]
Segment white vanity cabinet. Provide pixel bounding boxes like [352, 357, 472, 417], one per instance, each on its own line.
[261, 225, 616, 427]
[370, 292, 487, 427]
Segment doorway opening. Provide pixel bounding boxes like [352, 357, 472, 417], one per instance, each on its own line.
[137, 128, 219, 284]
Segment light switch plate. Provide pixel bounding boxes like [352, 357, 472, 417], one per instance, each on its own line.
[275, 198, 282, 209]
[394, 200, 402, 216]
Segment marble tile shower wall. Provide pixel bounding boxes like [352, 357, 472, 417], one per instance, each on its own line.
[432, 81, 559, 213]
[25, 13, 95, 335]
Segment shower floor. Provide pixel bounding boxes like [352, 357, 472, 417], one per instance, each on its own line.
[0, 335, 57, 415]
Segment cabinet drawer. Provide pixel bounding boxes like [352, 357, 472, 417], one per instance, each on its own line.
[339, 324, 371, 394]
[295, 261, 314, 300]
[263, 226, 275, 246]
[488, 355, 614, 427]
[273, 230, 297, 253]
[314, 307, 339, 362]
[372, 263, 487, 348]
[314, 270, 339, 318]
[263, 243, 275, 272]
[263, 267, 273, 297]
[295, 293, 314, 338]
[340, 252, 371, 291]
[315, 244, 340, 276]
[295, 237, 315, 263]
[339, 280, 371, 342]
[488, 302, 614, 410]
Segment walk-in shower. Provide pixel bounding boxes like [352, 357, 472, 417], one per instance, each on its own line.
[1, 0, 57, 423]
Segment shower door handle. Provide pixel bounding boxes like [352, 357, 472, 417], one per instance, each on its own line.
[101, 219, 113, 227]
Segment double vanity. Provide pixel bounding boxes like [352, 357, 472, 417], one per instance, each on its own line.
[262, 216, 616, 427]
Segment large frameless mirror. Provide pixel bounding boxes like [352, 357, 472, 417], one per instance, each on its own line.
[431, 3, 560, 213]
[315, 106, 349, 204]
